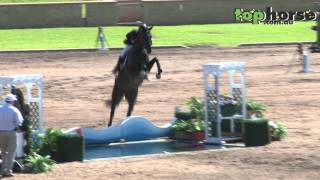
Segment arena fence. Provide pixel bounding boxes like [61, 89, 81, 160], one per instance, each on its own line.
[0, 0, 317, 28]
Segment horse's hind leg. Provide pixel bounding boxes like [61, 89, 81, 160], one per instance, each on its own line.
[108, 83, 124, 127]
[125, 88, 138, 117]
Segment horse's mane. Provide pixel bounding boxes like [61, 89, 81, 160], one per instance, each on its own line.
[11, 86, 30, 117]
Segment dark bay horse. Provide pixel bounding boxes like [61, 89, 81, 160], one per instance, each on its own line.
[11, 86, 32, 155]
[108, 24, 162, 127]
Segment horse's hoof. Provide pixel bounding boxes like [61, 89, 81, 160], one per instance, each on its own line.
[156, 73, 161, 79]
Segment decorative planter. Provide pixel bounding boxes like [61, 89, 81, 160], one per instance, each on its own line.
[56, 134, 84, 162]
[187, 131, 205, 141]
[243, 119, 270, 147]
[172, 131, 205, 141]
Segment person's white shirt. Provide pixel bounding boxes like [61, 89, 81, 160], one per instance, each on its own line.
[0, 103, 24, 131]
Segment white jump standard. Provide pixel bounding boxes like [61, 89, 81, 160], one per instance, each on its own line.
[202, 62, 247, 145]
[0, 74, 44, 132]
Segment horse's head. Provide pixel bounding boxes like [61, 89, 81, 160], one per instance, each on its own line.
[10, 85, 29, 116]
[135, 24, 153, 54]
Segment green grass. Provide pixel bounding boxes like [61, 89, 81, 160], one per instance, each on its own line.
[0, 22, 316, 50]
[0, 0, 84, 3]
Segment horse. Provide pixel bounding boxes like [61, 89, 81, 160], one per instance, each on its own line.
[11, 86, 32, 155]
[108, 24, 162, 127]
[11, 86, 30, 120]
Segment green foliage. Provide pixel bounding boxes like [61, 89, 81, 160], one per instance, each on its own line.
[186, 96, 204, 119]
[172, 120, 191, 132]
[0, 22, 315, 50]
[247, 100, 267, 112]
[38, 128, 64, 156]
[21, 117, 35, 155]
[172, 119, 204, 133]
[235, 99, 267, 118]
[193, 120, 204, 132]
[269, 121, 288, 140]
[173, 97, 205, 133]
[24, 152, 56, 173]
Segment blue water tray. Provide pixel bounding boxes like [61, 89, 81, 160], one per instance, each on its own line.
[82, 116, 174, 145]
[84, 139, 229, 160]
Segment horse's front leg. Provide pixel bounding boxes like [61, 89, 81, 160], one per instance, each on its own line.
[147, 57, 162, 79]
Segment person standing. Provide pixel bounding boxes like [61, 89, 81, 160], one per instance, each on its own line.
[0, 94, 24, 177]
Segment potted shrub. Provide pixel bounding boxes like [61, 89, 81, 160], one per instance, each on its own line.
[37, 128, 64, 161]
[186, 96, 204, 119]
[172, 97, 205, 141]
[243, 119, 271, 147]
[172, 118, 205, 141]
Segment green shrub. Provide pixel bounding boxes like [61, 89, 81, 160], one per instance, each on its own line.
[269, 121, 288, 141]
[173, 97, 205, 133]
[172, 119, 191, 132]
[243, 119, 270, 147]
[56, 134, 84, 162]
[38, 128, 64, 156]
[246, 100, 267, 112]
[172, 119, 204, 133]
[22, 117, 34, 155]
[186, 96, 204, 120]
[246, 100, 267, 118]
[235, 99, 267, 118]
[24, 152, 56, 174]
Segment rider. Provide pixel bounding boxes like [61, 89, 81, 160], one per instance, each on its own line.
[112, 30, 139, 76]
